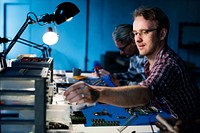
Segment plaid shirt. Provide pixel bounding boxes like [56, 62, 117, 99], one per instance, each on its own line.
[113, 55, 146, 85]
[139, 45, 200, 121]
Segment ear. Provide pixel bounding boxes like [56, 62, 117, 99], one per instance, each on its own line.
[160, 28, 167, 40]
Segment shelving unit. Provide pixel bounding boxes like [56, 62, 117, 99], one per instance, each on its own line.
[0, 67, 49, 133]
[178, 22, 200, 85]
[178, 22, 200, 50]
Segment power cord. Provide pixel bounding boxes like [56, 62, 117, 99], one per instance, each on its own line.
[149, 112, 158, 133]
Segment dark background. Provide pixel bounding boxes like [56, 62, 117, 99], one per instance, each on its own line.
[0, 0, 200, 73]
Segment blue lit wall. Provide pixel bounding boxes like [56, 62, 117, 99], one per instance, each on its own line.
[1, 0, 200, 71]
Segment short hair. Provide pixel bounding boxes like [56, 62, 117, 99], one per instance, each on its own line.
[112, 24, 133, 46]
[133, 6, 170, 34]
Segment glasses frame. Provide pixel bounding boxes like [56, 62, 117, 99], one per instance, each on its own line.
[133, 28, 158, 37]
[118, 43, 131, 51]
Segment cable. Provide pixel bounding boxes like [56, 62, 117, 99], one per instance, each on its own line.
[117, 113, 138, 133]
[149, 113, 157, 133]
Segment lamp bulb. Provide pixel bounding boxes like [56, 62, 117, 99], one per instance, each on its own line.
[42, 31, 58, 45]
[66, 17, 73, 21]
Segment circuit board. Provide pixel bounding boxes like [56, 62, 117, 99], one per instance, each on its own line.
[78, 103, 171, 127]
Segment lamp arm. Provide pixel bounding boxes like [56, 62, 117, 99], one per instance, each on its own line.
[0, 53, 7, 68]
[4, 16, 36, 57]
[17, 39, 48, 58]
[0, 16, 36, 68]
[48, 47, 52, 57]
[18, 38, 44, 48]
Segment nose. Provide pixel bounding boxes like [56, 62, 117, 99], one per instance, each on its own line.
[135, 35, 142, 43]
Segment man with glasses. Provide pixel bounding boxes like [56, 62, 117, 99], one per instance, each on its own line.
[64, 6, 200, 132]
[97, 24, 146, 86]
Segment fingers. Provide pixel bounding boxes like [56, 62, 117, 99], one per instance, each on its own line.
[98, 69, 110, 76]
[94, 68, 110, 77]
[156, 121, 167, 131]
[63, 81, 84, 95]
[63, 81, 95, 104]
[63, 81, 85, 103]
[156, 116, 179, 133]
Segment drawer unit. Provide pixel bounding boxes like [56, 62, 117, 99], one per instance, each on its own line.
[0, 67, 49, 133]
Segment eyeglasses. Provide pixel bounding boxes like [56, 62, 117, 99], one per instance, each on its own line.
[118, 43, 130, 51]
[133, 28, 158, 37]
[129, 32, 134, 40]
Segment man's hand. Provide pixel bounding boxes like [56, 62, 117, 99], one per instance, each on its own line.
[156, 115, 177, 133]
[156, 115, 200, 133]
[98, 69, 110, 77]
[63, 81, 100, 104]
[98, 69, 120, 86]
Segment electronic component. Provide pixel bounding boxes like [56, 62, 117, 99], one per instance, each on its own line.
[46, 121, 69, 130]
[91, 119, 120, 126]
[126, 106, 158, 115]
[70, 111, 86, 124]
[93, 110, 112, 117]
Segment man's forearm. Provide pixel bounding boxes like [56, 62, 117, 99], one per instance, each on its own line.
[97, 85, 151, 108]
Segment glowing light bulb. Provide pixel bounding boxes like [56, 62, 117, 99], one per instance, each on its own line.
[42, 27, 59, 45]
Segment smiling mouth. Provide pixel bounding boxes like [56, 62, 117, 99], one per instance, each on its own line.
[138, 44, 145, 49]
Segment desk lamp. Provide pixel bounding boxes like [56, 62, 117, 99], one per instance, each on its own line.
[0, 2, 80, 68]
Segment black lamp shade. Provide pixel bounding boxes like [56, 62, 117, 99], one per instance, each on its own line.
[54, 2, 80, 25]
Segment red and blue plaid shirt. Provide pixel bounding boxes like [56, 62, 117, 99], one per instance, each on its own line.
[139, 45, 200, 121]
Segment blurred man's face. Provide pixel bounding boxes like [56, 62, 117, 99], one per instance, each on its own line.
[115, 40, 138, 57]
